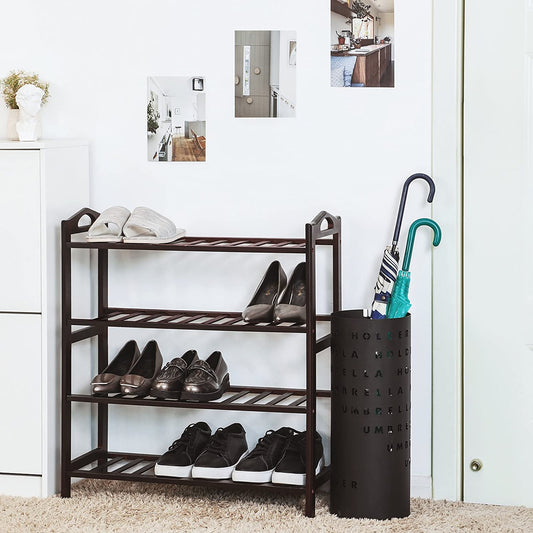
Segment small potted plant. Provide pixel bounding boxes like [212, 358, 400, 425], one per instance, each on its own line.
[1, 70, 49, 140]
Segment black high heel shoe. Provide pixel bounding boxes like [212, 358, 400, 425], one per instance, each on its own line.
[274, 262, 306, 324]
[242, 261, 287, 324]
[91, 340, 141, 395]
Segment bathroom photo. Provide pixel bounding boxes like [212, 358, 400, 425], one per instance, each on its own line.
[147, 76, 206, 162]
[235, 30, 296, 118]
[331, 0, 395, 87]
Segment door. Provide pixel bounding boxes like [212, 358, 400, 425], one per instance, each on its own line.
[463, 0, 533, 505]
[234, 30, 271, 117]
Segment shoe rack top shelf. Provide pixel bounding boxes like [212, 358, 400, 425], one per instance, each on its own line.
[63, 208, 341, 253]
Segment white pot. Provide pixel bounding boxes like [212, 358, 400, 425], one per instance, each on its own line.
[6, 109, 19, 140]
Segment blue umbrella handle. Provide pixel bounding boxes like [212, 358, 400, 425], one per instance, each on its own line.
[402, 218, 442, 271]
[392, 173, 436, 254]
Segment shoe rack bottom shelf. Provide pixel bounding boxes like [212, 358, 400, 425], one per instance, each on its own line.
[70, 450, 331, 493]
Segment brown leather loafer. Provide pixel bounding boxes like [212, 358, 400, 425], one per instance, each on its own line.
[150, 350, 199, 399]
[180, 351, 230, 402]
[120, 340, 163, 396]
[91, 340, 141, 396]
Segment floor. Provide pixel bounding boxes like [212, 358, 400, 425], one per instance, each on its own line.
[171, 136, 206, 162]
[1, 479, 532, 533]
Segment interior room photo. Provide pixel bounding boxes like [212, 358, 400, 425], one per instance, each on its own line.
[331, 0, 395, 87]
[0, 0, 531, 532]
[147, 76, 206, 162]
[235, 30, 296, 118]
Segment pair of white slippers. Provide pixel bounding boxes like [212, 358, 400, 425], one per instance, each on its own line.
[87, 206, 185, 244]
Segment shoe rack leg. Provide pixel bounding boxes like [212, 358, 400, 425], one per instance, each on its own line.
[60, 223, 72, 497]
[305, 224, 317, 518]
[97, 249, 109, 460]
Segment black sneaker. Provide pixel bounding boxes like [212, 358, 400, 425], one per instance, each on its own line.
[271, 430, 324, 486]
[232, 427, 294, 483]
[154, 422, 211, 477]
[191, 423, 248, 480]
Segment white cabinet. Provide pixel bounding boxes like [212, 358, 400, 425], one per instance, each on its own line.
[0, 140, 89, 497]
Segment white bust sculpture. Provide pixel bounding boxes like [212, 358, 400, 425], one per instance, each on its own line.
[15, 84, 44, 141]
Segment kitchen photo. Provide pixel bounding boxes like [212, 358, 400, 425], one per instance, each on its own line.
[235, 30, 296, 118]
[147, 76, 206, 162]
[331, 0, 395, 87]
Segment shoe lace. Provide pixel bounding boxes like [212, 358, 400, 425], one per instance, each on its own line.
[248, 430, 277, 457]
[168, 424, 196, 451]
[204, 428, 228, 456]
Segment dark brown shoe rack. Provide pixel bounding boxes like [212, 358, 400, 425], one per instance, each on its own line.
[61, 208, 341, 517]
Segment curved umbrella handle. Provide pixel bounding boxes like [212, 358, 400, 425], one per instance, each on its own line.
[392, 173, 436, 253]
[402, 218, 442, 271]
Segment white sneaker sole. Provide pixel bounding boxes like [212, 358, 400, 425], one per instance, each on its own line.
[154, 463, 193, 478]
[192, 450, 248, 480]
[271, 456, 324, 486]
[232, 467, 275, 483]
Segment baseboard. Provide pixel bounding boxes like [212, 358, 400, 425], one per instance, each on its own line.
[0, 473, 42, 497]
[411, 475, 432, 498]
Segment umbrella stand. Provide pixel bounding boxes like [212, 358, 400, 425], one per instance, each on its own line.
[330, 310, 411, 519]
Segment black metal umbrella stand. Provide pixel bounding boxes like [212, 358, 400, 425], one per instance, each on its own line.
[330, 310, 411, 519]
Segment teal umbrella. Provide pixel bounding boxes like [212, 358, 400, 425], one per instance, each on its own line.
[387, 218, 442, 319]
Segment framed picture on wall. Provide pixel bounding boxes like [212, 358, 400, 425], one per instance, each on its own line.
[192, 77, 204, 91]
[289, 40, 297, 66]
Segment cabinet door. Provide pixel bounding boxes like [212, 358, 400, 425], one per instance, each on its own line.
[0, 150, 41, 312]
[0, 314, 42, 474]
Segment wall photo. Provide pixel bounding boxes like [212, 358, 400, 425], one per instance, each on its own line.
[235, 30, 296, 118]
[331, 0, 395, 88]
[147, 76, 206, 162]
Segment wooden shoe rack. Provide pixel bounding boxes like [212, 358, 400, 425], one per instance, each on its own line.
[60, 208, 341, 517]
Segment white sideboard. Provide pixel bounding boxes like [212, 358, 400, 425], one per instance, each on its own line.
[0, 140, 89, 496]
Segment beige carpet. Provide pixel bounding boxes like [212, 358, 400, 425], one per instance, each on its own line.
[1, 480, 532, 533]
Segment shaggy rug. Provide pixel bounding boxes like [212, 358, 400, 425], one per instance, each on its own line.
[0, 480, 531, 533]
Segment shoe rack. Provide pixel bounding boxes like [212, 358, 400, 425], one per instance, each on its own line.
[60, 208, 341, 518]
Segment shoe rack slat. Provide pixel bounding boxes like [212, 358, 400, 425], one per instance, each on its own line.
[61, 208, 342, 517]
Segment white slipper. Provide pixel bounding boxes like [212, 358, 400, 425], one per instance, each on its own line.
[87, 206, 131, 242]
[123, 207, 185, 244]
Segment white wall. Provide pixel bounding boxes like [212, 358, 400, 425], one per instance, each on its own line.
[0, 0, 433, 489]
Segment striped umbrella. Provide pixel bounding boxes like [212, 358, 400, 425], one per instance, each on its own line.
[369, 173, 436, 319]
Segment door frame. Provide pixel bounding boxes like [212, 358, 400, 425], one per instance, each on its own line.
[431, 0, 464, 500]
